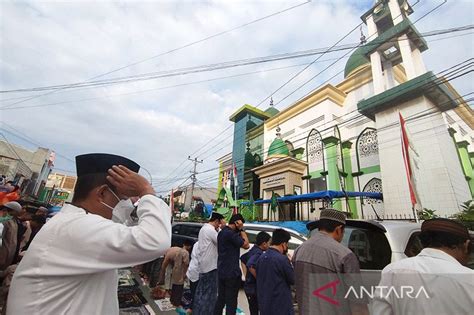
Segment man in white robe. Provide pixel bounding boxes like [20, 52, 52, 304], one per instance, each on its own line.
[7, 153, 171, 315]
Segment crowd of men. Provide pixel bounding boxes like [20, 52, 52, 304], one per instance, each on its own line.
[0, 154, 473, 315]
[0, 199, 48, 313]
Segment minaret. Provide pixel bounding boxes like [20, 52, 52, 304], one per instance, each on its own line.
[356, 0, 471, 216]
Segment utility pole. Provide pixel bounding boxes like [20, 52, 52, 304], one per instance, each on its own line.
[185, 156, 203, 211]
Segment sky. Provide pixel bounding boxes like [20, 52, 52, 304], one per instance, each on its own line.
[0, 0, 473, 195]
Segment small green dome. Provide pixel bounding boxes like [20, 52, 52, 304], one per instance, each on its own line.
[344, 46, 370, 78]
[245, 150, 256, 168]
[268, 137, 289, 157]
[264, 107, 280, 117]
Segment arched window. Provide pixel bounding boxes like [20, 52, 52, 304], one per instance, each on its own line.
[306, 129, 325, 172]
[356, 127, 379, 171]
[362, 177, 383, 219]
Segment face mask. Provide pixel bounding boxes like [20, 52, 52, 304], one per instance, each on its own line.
[100, 187, 135, 223]
[111, 199, 136, 224]
[0, 214, 12, 223]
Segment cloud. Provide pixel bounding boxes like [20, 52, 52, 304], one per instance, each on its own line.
[0, 0, 472, 193]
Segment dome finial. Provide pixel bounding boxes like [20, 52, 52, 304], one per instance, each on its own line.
[269, 96, 274, 107]
[360, 26, 366, 44]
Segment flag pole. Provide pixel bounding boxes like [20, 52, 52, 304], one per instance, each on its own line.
[233, 163, 238, 214]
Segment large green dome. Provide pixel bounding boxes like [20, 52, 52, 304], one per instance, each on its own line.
[268, 137, 290, 157]
[344, 46, 370, 78]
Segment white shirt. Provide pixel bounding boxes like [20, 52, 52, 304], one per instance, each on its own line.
[7, 195, 171, 315]
[186, 241, 200, 282]
[371, 248, 474, 315]
[197, 223, 218, 274]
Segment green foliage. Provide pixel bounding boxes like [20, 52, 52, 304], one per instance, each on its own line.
[188, 211, 201, 222]
[239, 204, 256, 222]
[452, 200, 474, 229]
[417, 208, 438, 220]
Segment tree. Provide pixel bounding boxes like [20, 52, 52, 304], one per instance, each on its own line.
[417, 208, 438, 220]
[452, 200, 474, 229]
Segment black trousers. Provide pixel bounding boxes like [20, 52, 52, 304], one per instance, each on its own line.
[170, 284, 184, 307]
[246, 292, 259, 315]
[190, 280, 199, 309]
[213, 276, 241, 315]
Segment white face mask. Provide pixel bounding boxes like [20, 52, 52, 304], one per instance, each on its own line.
[101, 187, 136, 223]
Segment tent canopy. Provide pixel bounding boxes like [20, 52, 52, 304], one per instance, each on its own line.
[242, 190, 382, 205]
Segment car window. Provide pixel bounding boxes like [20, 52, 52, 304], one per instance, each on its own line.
[288, 236, 304, 250]
[245, 229, 260, 244]
[405, 232, 423, 257]
[191, 226, 201, 237]
[174, 225, 202, 238]
[245, 228, 304, 250]
[342, 227, 391, 270]
[172, 225, 181, 234]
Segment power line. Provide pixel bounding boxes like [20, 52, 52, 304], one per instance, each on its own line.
[159, 60, 473, 192]
[194, 58, 473, 167]
[2, 24, 471, 97]
[0, 122, 75, 163]
[193, 1, 456, 164]
[170, 0, 427, 170]
[190, 101, 474, 186]
[3, 29, 469, 114]
[0, 1, 311, 109]
[193, 63, 474, 183]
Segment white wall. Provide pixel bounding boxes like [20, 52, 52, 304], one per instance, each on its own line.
[375, 96, 471, 216]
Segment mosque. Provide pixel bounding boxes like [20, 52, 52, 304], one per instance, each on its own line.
[215, 0, 473, 221]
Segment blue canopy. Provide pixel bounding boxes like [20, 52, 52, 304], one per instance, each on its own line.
[243, 190, 382, 205]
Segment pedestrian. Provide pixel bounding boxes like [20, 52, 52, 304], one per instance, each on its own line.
[241, 231, 271, 315]
[192, 211, 225, 315]
[256, 228, 294, 315]
[214, 213, 250, 315]
[0, 202, 20, 224]
[35, 206, 48, 218]
[158, 240, 193, 308]
[293, 209, 368, 315]
[6, 153, 171, 314]
[0, 202, 25, 271]
[186, 241, 200, 314]
[372, 218, 474, 314]
[21, 215, 46, 252]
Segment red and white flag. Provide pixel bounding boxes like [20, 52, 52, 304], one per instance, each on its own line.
[399, 113, 420, 209]
[232, 163, 238, 188]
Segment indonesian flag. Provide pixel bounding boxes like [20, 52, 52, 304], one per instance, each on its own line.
[399, 113, 420, 207]
[233, 163, 238, 188]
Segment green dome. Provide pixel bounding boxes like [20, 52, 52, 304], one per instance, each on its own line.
[344, 46, 370, 78]
[245, 150, 256, 168]
[264, 107, 280, 117]
[268, 137, 290, 157]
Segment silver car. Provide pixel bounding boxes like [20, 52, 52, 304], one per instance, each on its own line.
[309, 220, 474, 284]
